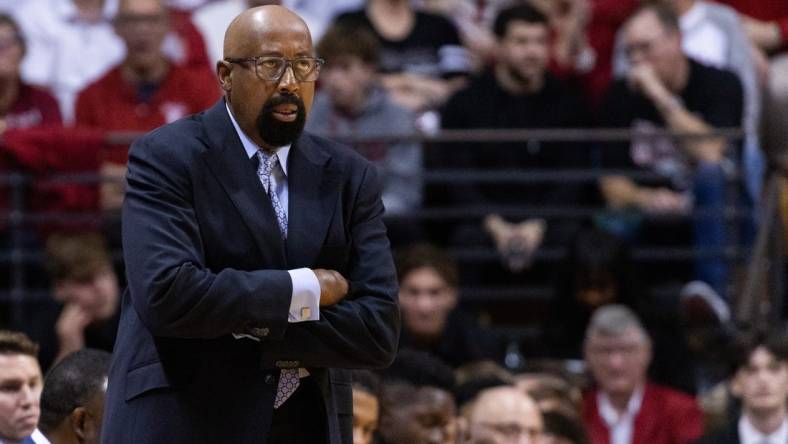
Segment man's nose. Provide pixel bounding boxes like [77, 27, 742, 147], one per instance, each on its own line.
[277, 64, 299, 94]
[19, 385, 35, 408]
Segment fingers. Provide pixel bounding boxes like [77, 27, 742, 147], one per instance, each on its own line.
[314, 269, 349, 306]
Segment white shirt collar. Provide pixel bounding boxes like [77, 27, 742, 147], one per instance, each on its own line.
[225, 101, 290, 176]
[598, 385, 645, 426]
[680, 1, 707, 32]
[739, 415, 788, 444]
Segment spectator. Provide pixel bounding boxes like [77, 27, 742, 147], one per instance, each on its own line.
[395, 243, 503, 368]
[544, 228, 696, 394]
[582, 304, 704, 444]
[379, 349, 458, 444]
[15, 233, 119, 372]
[333, 0, 471, 115]
[351, 370, 382, 444]
[465, 385, 545, 444]
[14, 0, 126, 123]
[38, 349, 111, 444]
[439, 3, 592, 277]
[75, 0, 219, 160]
[613, 0, 763, 206]
[306, 22, 422, 221]
[74, 0, 220, 213]
[0, 330, 47, 444]
[0, 12, 62, 287]
[599, 2, 744, 301]
[0, 14, 61, 131]
[694, 332, 788, 444]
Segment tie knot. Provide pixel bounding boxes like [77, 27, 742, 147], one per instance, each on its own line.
[257, 150, 279, 177]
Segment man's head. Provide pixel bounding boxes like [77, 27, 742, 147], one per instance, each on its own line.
[351, 370, 382, 444]
[114, 0, 169, 73]
[622, 3, 685, 91]
[379, 349, 457, 444]
[46, 233, 119, 322]
[379, 383, 456, 444]
[492, 4, 550, 93]
[0, 14, 24, 80]
[729, 332, 788, 419]
[219, 5, 321, 149]
[38, 349, 111, 444]
[466, 386, 544, 444]
[0, 331, 42, 443]
[317, 23, 380, 115]
[395, 244, 459, 342]
[583, 305, 651, 398]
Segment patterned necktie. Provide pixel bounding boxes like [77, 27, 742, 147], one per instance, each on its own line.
[257, 150, 299, 409]
[256, 150, 288, 239]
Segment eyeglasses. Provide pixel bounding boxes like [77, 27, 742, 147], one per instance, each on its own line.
[224, 56, 325, 82]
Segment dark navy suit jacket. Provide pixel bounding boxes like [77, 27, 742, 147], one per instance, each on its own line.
[101, 100, 400, 443]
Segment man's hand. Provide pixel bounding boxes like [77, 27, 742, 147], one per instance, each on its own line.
[56, 303, 92, 360]
[313, 269, 349, 307]
[628, 63, 671, 104]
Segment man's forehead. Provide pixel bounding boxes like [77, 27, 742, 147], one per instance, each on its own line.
[626, 12, 663, 37]
[589, 329, 644, 345]
[0, 354, 41, 378]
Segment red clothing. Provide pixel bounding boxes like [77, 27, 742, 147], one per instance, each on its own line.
[550, 0, 640, 107]
[75, 63, 220, 163]
[582, 384, 704, 444]
[3, 82, 62, 130]
[1, 127, 106, 235]
[715, 0, 788, 48]
[1, 83, 63, 231]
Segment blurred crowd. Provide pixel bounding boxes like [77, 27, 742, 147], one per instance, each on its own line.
[1, 0, 788, 443]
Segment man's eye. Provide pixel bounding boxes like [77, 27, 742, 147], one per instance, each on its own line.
[260, 59, 281, 69]
[0, 383, 21, 393]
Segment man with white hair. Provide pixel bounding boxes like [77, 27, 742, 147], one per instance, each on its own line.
[582, 304, 704, 444]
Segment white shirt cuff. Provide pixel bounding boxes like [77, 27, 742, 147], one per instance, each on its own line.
[287, 268, 320, 323]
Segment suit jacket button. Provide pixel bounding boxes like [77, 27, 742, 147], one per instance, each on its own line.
[264, 374, 275, 385]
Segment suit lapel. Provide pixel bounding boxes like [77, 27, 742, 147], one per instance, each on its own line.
[286, 134, 341, 268]
[199, 100, 287, 268]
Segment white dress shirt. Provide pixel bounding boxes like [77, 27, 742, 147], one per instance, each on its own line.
[598, 386, 645, 444]
[739, 415, 788, 444]
[225, 103, 320, 325]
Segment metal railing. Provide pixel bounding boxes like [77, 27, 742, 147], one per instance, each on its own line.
[2, 126, 780, 332]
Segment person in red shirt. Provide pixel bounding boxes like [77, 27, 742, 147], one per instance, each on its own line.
[582, 305, 704, 444]
[0, 13, 61, 131]
[74, 0, 220, 211]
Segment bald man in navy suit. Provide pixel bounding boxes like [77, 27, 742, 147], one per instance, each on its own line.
[101, 6, 400, 444]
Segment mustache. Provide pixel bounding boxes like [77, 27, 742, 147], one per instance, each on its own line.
[263, 94, 304, 110]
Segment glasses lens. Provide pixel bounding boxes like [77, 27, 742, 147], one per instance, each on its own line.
[255, 57, 322, 81]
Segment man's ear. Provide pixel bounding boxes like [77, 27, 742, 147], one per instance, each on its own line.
[70, 407, 88, 441]
[217, 61, 232, 92]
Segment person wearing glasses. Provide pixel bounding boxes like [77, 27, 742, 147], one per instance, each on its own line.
[101, 4, 400, 444]
[581, 305, 704, 444]
[74, 0, 220, 212]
